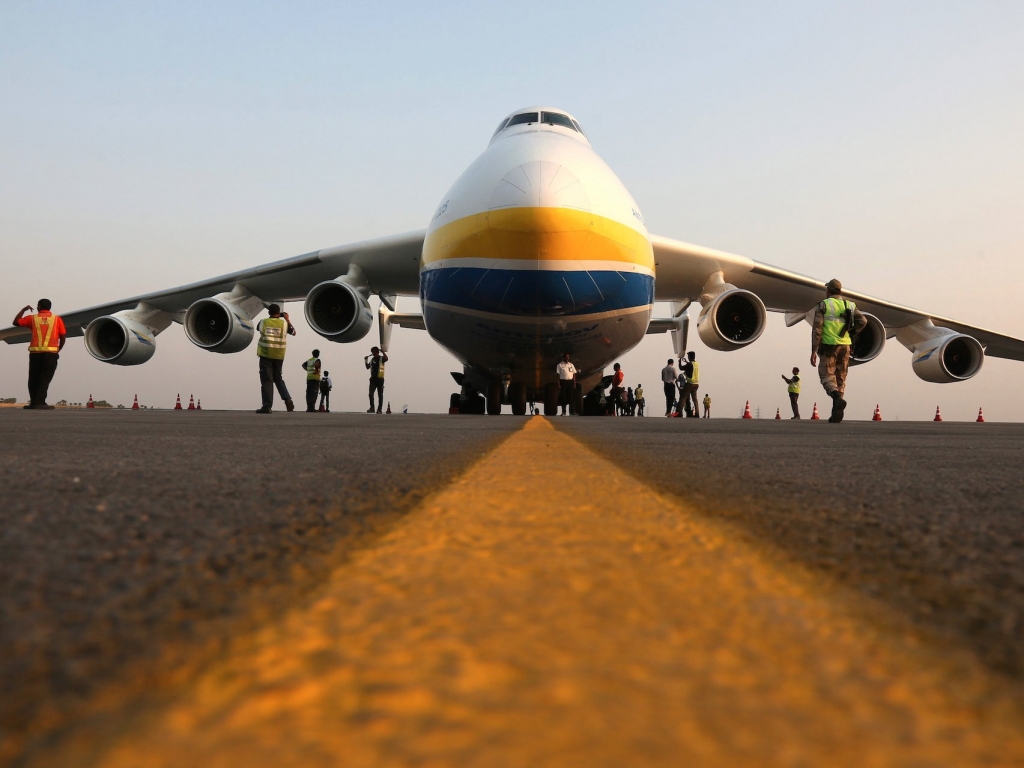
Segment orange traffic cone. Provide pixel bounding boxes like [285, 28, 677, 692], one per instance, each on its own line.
[386, 401, 392, 414]
[741, 400, 752, 419]
[87, 394, 95, 409]
[196, 399, 202, 411]
[872, 404, 882, 421]
[774, 407, 781, 420]
[187, 395, 196, 411]
[174, 394, 182, 410]
[132, 395, 139, 410]
[811, 402, 820, 420]
[933, 406, 943, 422]
[976, 407, 985, 423]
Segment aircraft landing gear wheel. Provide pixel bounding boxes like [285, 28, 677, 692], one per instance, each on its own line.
[572, 384, 584, 416]
[486, 381, 502, 415]
[509, 383, 527, 416]
[543, 383, 559, 416]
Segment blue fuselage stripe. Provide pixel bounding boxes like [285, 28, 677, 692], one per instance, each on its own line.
[420, 267, 654, 317]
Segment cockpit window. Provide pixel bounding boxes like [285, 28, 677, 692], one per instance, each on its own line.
[541, 112, 577, 131]
[571, 118, 586, 136]
[506, 112, 539, 127]
[492, 117, 510, 137]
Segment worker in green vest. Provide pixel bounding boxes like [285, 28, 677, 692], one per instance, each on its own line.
[810, 279, 866, 423]
[255, 303, 296, 414]
[680, 351, 700, 418]
[781, 366, 801, 419]
[302, 349, 322, 412]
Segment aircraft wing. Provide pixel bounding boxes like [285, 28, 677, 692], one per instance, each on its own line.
[0, 231, 425, 343]
[651, 234, 1024, 361]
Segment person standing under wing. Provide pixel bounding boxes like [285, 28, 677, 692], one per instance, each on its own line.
[810, 279, 866, 423]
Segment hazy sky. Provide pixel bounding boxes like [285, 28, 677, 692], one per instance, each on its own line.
[3, 2, 1023, 420]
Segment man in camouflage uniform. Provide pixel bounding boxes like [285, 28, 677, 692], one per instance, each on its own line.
[810, 279, 867, 423]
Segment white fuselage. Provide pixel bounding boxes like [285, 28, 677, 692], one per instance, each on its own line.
[420, 109, 654, 393]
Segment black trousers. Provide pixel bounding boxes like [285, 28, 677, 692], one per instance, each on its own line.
[28, 352, 59, 406]
[663, 382, 675, 413]
[559, 379, 575, 414]
[305, 380, 319, 411]
[789, 392, 800, 418]
[318, 391, 330, 411]
[259, 357, 292, 410]
[369, 379, 384, 411]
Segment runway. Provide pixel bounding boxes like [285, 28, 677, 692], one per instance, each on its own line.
[2, 410, 1023, 766]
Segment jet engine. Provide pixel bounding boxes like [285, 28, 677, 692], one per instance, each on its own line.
[304, 279, 373, 343]
[184, 296, 256, 353]
[911, 333, 984, 383]
[696, 288, 767, 352]
[85, 312, 159, 365]
[850, 312, 886, 365]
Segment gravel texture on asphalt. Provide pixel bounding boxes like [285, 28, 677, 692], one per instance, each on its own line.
[0, 410, 519, 763]
[555, 416, 1024, 680]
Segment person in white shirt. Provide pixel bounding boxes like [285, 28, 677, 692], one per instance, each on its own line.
[318, 371, 333, 412]
[555, 352, 578, 416]
[660, 358, 678, 416]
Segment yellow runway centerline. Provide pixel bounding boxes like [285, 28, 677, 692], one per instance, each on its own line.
[49, 417, 1024, 767]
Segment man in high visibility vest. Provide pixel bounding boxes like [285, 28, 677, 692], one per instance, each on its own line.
[703, 393, 711, 418]
[302, 349, 322, 412]
[365, 346, 388, 413]
[781, 366, 801, 419]
[13, 299, 67, 409]
[811, 279, 867, 423]
[255, 303, 296, 414]
[680, 351, 700, 418]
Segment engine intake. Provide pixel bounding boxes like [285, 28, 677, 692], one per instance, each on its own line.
[304, 279, 373, 343]
[850, 312, 886, 366]
[696, 288, 767, 351]
[911, 333, 984, 383]
[85, 313, 158, 366]
[184, 298, 256, 353]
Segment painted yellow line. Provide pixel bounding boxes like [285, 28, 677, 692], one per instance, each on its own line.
[43, 418, 1024, 766]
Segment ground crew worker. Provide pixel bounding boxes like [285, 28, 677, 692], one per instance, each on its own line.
[782, 366, 801, 419]
[365, 346, 388, 413]
[13, 299, 67, 409]
[255, 303, 296, 414]
[680, 351, 700, 418]
[661, 358, 677, 416]
[556, 352, 577, 415]
[811, 279, 866, 423]
[703, 393, 711, 418]
[318, 371, 332, 412]
[610, 363, 624, 416]
[302, 349, 322, 412]
[635, 384, 645, 417]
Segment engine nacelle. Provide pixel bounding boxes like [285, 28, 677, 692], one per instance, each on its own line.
[911, 333, 984, 383]
[85, 313, 158, 366]
[850, 312, 886, 366]
[696, 288, 767, 351]
[304, 279, 373, 343]
[184, 297, 256, 353]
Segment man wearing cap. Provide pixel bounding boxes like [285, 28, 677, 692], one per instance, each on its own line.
[12, 299, 67, 409]
[811, 279, 866, 423]
[365, 346, 388, 413]
[255, 303, 296, 414]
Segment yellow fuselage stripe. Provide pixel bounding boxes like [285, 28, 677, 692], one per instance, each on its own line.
[422, 207, 654, 269]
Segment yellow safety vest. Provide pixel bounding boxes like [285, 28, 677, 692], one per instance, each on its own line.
[788, 375, 800, 394]
[375, 360, 385, 379]
[703, 395, 711, 406]
[306, 356, 321, 381]
[687, 361, 699, 384]
[820, 298, 855, 346]
[28, 314, 61, 353]
[256, 317, 288, 359]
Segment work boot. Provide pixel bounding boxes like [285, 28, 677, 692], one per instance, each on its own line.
[285, 399, 295, 412]
[22, 404, 36, 409]
[828, 391, 846, 423]
[255, 407, 272, 414]
[366, 407, 375, 413]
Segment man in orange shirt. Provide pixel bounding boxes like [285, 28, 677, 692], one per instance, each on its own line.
[13, 299, 67, 410]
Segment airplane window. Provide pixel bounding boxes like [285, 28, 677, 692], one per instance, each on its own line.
[506, 112, 539, 127]
[571, 119, 586, 136]
[541, 112, 577, 131]
[492, 117, 510, 137]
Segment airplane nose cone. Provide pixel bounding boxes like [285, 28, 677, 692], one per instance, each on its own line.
[489, 161, 590, 211]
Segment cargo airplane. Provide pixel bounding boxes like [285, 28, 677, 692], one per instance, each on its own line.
[4, 106, 1024, 415]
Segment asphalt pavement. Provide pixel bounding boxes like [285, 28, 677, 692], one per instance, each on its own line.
[3, 410, 1024, 766]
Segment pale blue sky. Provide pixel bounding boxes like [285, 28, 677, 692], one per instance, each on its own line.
[3, 2, 1023, 418]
